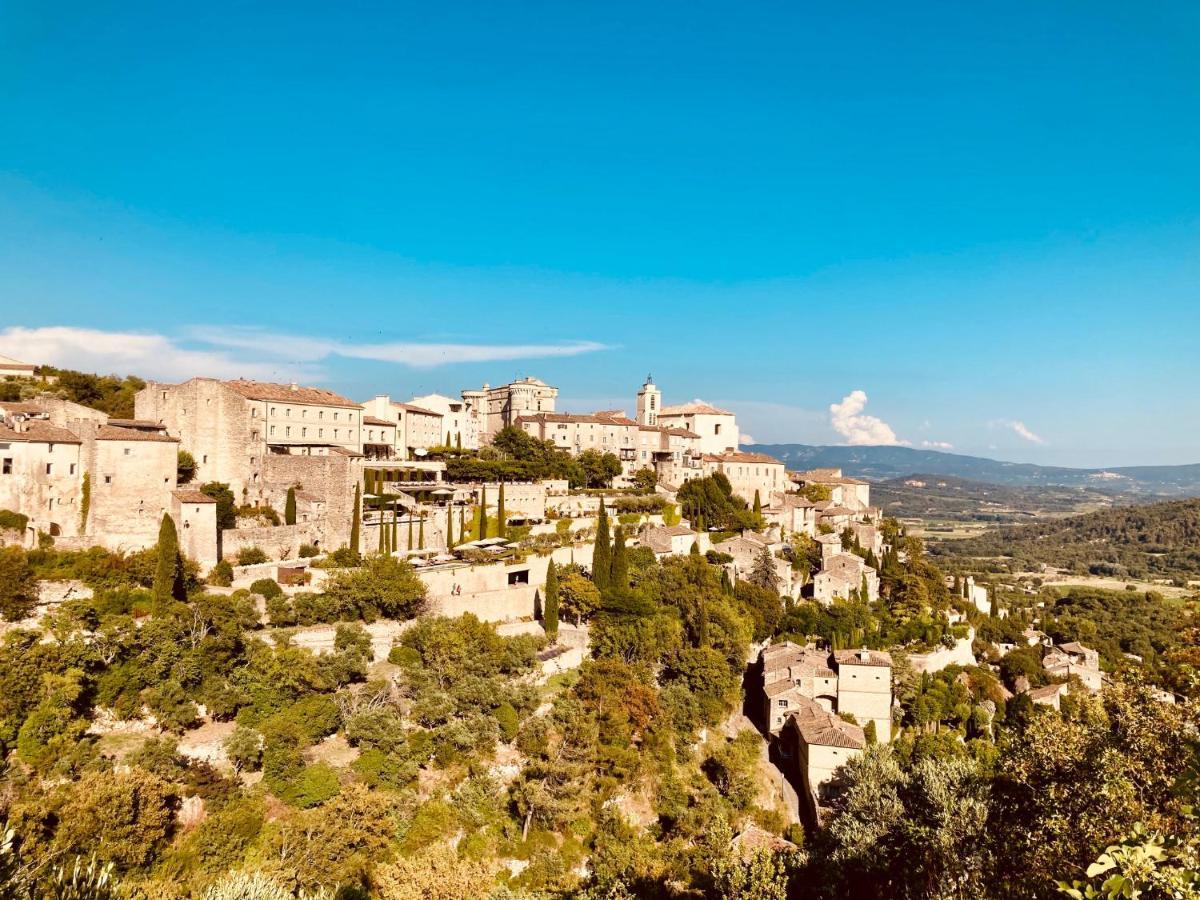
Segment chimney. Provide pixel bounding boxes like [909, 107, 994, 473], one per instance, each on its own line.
[289, 382, 298, 392]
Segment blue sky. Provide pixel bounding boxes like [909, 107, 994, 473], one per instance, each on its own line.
[2, 1, 1198, 466]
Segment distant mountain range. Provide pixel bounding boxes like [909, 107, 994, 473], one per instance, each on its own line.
[744, 443, 1200, 497]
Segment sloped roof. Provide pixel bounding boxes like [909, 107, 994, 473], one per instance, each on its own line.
[96, 425, 178, 443]
[172, 489, 216, 503]
[660, 401, 733, 416]
[787, 696, 865, 749]
[225, 379, 360, 408]
[517, 412, 637, 426]
[833, 648, 893, 667]
[0, 401, 48, 414]
[703, 451, 784, 465]
[0, 421, 82, 444]
[0, 355, 35, 370]
[362, 415, 395, 427]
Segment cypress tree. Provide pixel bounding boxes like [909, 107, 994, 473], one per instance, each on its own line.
[350, 484, 361, 557]
[753, 489, 762, 516]
[544, 559, 560, 639]
[153, 514, 182, 605]
[408, 514, 414, 551]
[446, 504, 454, 548]
[592, 500, 611, 592]
[690, 540, 701, 555]
[610, 526, 628, 589]
[720, 567, 733, 594]
[378, 510, 386, 554]
[497, 480, 507, 539]
[455, 432, 462, 450]
[478, 486, 488, 541]
[418, 514, 425, 550]
[391, 500, 398, 551]
[459, 507, 466, 545]
[285, 486, 297, 526]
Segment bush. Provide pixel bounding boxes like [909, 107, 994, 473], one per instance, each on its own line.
[287, 763, 341, 808]
[298, 543, 319, 558]
[494, 702, 519, 742]
[0, 509, 29, 532]
[208, 560, 233, 587]
[236, 547, 269, 566]
[224, 725, 263, 772]
[265, 594, 295, 627]
[249, 578, 283, 600]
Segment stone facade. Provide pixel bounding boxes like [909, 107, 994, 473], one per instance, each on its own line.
[473, 377, 558, 442]
[701, 451, 786, 505]
[409, 393, 481, 450]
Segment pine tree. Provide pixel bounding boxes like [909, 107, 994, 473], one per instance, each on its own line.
[749, 545, 780, 593]
[592, 500, 611, 592]
[610, 526, 628, 589]
[478, 486, 488, 541]
[543, 559, 560, 639]
[350, 484, 361, 557]
[497, 480, 507, 539]
[153, 514, 183, 606]
[285, 486, 297, 526]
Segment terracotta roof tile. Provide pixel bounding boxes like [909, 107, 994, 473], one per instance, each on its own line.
[660, 401, 733, 416]
[0, 421, 82, 444]
[172, 490, 216, 503]
[96, 425, 178, 442]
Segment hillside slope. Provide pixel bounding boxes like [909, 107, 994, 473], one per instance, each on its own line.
[929, 497, 1200, 581]
[746, 443, 1200, 496]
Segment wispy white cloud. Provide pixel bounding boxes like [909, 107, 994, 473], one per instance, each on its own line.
[829, 390, 905, 446]
[0, 326, 322, 383]
[187, 326, 608, 369]
[990, 418, 1046, 444]
[921, 440, 954, 450]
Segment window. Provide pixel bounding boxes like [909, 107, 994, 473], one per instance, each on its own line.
[319, 411, 324, 420]
[161, 391, 167, 401]
[69, 464, 76, 474]
[507, 569, 530, 586]
[251, 430, 259, 441]
[271, 407, 277, 415]
[251, 408, 257, 418]
[302, 427, 307, 437]
[104, 475, 112, 484]
[270, 426, 275, 436]
[203, 454, 208, 463]
[319, 429, 324, 438]
[285, 408, 291, 417]
[123, 447, 131, 456]
[45, 463, 52, 475]
[2, 458, 11, 475]
[285, 427, 291, 437]
[777, 699, 788, 708]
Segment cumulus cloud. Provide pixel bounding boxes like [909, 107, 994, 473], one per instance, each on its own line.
[739, 433, 757, 445]
[187, 326, 607, 369]
[991, 419, 1046, 444]
[0, 326, 321, 383]
[829, 390, 904, 446]
[921, 440, 954, 450]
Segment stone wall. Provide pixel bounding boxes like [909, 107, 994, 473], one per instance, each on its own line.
[263, 451, 357, 550]
[908, 629, 976, 674]
[223, 522, 321, 563]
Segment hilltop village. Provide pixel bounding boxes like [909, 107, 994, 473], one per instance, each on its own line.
[0, 358, 1194, 898]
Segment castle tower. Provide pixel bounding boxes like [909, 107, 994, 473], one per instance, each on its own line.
[636, 375, 661, 427]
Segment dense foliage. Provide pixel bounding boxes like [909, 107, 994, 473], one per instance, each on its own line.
[933, 498, 1200, 583]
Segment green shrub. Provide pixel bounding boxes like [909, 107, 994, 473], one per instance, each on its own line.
[298, 543, 319, 558]
[287, 762, 341, 808]
[249, 578, 283, 600]
[236, 547, 268, 566]
[265, 594, 295, 626]
[224, 725, 263, 772]
[208, 559, 233, 587]
[494, 701, 519, 742]
[0, 509, 29, 532]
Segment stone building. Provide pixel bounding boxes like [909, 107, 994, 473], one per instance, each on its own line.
[760, 641, 893, 743]
[470, 377, 558, 442]
[812, 552, 880, 605]
[657, 401, 739, 455]
[136, 378, 364, 500]
[635, 425, 703, 486]
[360, 396, 445, 460]
[409, 393, 481, 450]
[516, 412, 638, 470]
[701, 451, 786, 505]
[0, 355, 36, 379]
[779, 695, 866, 822]
[637, 524, 706, 558]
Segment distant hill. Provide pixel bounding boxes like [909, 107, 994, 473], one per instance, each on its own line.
[745, 443, 1200, 497]
[870, 473, 1154, 523]
[929, 497, 1200, 582]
